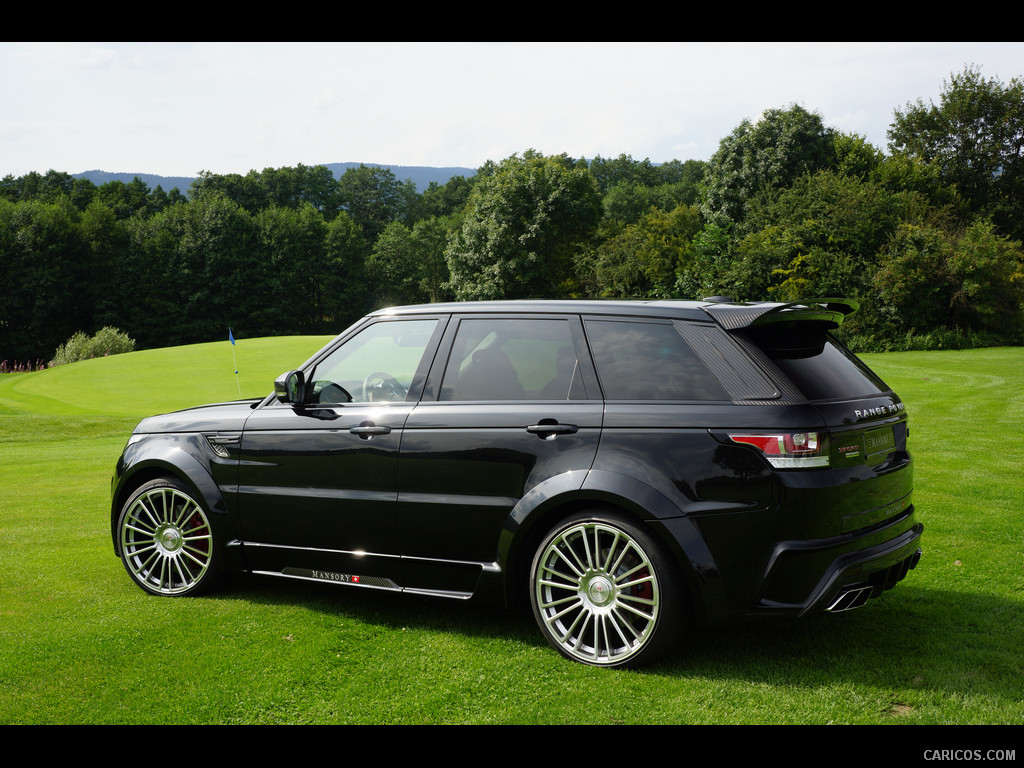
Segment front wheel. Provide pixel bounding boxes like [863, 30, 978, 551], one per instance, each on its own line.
[530, 511, 686, 668]
[117, 478, 220, 596]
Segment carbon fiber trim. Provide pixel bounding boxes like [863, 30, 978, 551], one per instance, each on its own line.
[700, 305, 771, 330]
[701, 298, 859, 330]
[279, 567, 401, 590]
[674, 322, 781, 401]
[728, 333, 808, 405]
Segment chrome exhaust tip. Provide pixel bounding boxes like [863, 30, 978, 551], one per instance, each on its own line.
[826, 586, 874, 612]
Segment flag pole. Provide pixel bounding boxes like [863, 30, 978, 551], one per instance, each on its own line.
[229, 327, 241, 396]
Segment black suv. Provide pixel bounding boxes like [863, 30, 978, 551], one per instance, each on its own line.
[111, 298, 922, 667]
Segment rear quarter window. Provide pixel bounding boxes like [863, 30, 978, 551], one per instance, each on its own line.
[585, 318, 728, 401]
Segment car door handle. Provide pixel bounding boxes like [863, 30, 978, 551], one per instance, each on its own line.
[350, 423, 391, 439]
[526, 421, 578, 439]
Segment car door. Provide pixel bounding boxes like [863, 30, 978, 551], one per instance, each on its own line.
[398, 313, 603, 595]
[236, 316, 444, 586]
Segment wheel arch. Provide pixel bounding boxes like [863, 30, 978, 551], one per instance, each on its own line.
[497, 469, 721, 626]
[111, 442, 233, 561]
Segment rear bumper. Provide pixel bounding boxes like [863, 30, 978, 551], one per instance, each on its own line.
[750, 503, 923, 617]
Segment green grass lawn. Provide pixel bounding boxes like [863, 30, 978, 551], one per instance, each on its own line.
[0, 341, 1021, 725]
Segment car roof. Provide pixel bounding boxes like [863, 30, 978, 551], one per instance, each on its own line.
[369, 298, 859, 329]
[372, 299, 714, 322]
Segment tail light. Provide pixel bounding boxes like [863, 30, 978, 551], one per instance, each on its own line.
[728, 432, 829, 469]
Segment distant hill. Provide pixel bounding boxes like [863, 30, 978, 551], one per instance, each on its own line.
[73, 170, 196, 194]
[324, 163, 477, 191]
[73, 163, 476, 194]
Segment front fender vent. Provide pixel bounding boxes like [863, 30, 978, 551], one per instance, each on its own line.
[204, 433, 240, 458]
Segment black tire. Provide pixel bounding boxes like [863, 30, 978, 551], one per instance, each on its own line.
[117, 477, 220, 596]
[530, 510, 686, 668]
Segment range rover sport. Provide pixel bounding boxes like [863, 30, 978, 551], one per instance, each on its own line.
[111, 298, 922, 667]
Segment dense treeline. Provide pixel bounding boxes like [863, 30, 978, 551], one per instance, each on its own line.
[2, 65, 1022, 363]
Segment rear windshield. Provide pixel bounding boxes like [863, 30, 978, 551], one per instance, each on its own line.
[745, 323, 889, 401]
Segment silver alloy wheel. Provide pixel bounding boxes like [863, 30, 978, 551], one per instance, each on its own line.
[533, 520, 661, 665]
[120, 485, 214, 595]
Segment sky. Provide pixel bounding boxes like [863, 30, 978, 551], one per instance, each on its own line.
[2, 42, 1023, 179]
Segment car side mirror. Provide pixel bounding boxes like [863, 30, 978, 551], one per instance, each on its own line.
[274, 370, 305, 404]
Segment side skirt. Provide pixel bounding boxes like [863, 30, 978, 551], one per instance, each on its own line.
[232, 540, 496, 600]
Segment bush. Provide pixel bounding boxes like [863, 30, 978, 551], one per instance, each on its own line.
[50, 327, 135, 366]
[89, 326, 136, 358]
[842, 327, 988, 353]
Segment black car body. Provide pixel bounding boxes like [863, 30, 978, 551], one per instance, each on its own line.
[111, 298, 922, 667]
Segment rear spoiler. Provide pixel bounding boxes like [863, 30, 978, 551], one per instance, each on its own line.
[700, 298, 859, 331]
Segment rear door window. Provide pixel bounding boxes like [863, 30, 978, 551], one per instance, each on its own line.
[439, 317, 587, 401]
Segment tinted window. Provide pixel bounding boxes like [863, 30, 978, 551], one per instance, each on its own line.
[746, 323, 888, 400]
[768, 340, 888, 400]
[585, 319, 728, 401]
[440, 318, 584, 401]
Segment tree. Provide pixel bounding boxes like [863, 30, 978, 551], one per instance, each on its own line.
[872, 223, 956, 334]
[320, 211, 370, 330]
[726, 171, 908, 308]
[657, 159, 707, 190]
[700, 104, 837, 229]
[256, 164, 341, 216]
[190, 165, 341, 219]
[588, 154, 661, 192]
[600, 182, 656, 231]
[69, 178, 99, 210]
[116, 204, 189, 348]
[0, 198, 86, 360]
[294, 164, 342, 217]
[368, 216, 454, 307]
[174, 194, 257, 342]
[888, 65, 1024, 240]
[366, 221, 418, 307]
[97, 177, 153, 220]
[337, 164, 405, 241]
[79, 200, 128, 328]
[946, 219, 1024, 337]
[446, 151, 602, 300]
[873, 219, 1024, 344]
[409, 216, 454, 304]
[189, 170, 268, 212]
[250, 204, 327, 335]
[421, 175, 474, 219]
[590, 205, 701, 298]
[678, 220, 734, 299]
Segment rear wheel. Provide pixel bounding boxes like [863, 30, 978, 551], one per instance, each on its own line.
[117, 478, 219, 596]
[530, 511, 685, 668]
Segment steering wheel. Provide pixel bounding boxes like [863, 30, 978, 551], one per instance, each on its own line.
[362, 371, 407, 402]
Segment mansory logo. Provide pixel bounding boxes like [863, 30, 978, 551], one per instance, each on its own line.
[310, 570, 360, 583]
[866, 431, 896, 451]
